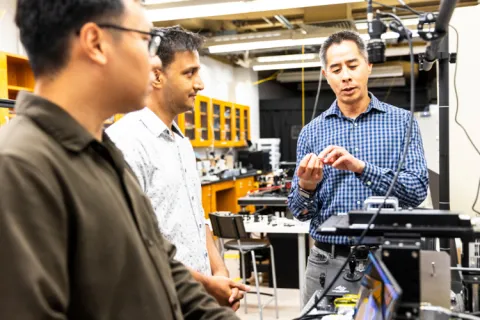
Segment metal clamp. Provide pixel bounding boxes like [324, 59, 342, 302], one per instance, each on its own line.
[363, 196, 399, 212]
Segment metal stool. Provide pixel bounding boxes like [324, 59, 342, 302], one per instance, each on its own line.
[210, 212, 279, 320]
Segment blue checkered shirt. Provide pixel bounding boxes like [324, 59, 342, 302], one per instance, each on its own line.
[287, 93, 429, 245]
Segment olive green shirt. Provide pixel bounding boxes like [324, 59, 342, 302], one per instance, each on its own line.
[0, 92, 238, 320]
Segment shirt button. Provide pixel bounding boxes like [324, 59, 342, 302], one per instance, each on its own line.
[354, 123, 358, 127]
[355, 148, 359, 152]
[143, 235, 154, 247]
[357, 201, 361, 205]
[367, 181, 372, 186]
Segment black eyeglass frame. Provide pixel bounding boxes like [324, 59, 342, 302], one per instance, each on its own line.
[77, 23, 163, 57]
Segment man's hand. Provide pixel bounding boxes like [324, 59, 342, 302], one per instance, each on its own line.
[205, 276, 250, 309]
[229, 287, 245, 311]
[297, 153, 324, 191]
[319, 145, 365, 174]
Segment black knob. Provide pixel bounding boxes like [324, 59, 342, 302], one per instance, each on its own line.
[343, 256, 362, 282]
[348, 257, 356, 275]
[319, 273, 326, 288]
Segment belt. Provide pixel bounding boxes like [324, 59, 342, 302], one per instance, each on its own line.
[314, 241, 351, 258]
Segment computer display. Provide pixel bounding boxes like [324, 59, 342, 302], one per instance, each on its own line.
[354, 252, 402, 320]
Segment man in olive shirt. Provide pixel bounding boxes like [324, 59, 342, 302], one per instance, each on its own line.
[0, 1, 239, 319]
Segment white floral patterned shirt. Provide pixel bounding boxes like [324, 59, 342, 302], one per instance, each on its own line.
[106, 107, 211, 275]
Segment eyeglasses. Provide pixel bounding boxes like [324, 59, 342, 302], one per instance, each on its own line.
[97, 23, 162, 57]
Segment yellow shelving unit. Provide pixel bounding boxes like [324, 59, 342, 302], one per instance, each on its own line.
[220, 101, 234, 147]
[177, 96, 251, 148]
[177, 94, 213, 147]
[0, 53, 35, 100]
[211, 98, 223, 145]
[0, 52, 35, 125]
[233, 103, 250, 147]
[0, 52, 125, 128]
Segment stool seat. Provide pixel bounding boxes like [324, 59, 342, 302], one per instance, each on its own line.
[224, 239, 270, 251]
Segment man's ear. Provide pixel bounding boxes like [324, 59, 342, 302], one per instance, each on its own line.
[322, 68, 330, 85]
[367, 62, 373, 75]
[77, 22, 109, 65]
[152, 68, 165, 89]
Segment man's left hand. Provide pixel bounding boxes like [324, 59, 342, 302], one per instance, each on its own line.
[229, 287, 245, 311]
[319, 145, 365, 174]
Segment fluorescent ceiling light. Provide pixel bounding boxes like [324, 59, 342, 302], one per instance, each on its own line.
[208, 31, 412, 54]
[256, 53, 318, 63]
[254, 45, 425, 64]
[253, 61, 322, 71]
[299, 77, 406, 89]
[385, 45, 426, 57]
[355, 18, 419, 30]
[209, 37, 328, 53]
[147, 0, 363, 22]
[277, 65, 404, 81]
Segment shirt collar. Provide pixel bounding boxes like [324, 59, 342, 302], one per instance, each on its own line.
[15, 91, 96, 152]
[324, 92, 386, 118]
[138, 107, 185, 139]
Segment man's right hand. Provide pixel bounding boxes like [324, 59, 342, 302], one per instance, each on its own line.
[205, 276, 250, 308]
[297, 153, 323, 191]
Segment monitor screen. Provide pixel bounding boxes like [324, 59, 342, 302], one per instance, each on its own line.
[354, 252, 402, 320]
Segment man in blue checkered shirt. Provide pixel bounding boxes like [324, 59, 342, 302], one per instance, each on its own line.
[287, 31, 429, 306]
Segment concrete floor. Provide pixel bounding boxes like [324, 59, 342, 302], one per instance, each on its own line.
[237, 287, 302, 320]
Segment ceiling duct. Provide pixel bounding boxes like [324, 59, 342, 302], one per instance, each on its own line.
[205, 20, 360, 54]
[205, 20, 418, 55]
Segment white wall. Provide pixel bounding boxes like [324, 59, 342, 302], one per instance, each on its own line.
[199, 55, 260, 141]
[0, 0, 24, 54]
[415, 106, 439, 175]
[448, 5, 480, 215]
[404, 6, 480, 216]
[418, 5, 480, 215]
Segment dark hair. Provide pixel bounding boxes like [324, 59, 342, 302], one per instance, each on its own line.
[320, 30, 368, 68]
[15, 0, 126, 77]
[154, 25, 204, 70]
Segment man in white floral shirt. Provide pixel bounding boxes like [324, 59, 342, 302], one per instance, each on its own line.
[107, 26, 248, 310]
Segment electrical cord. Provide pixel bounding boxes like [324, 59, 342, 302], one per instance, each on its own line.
[383, 71, 397, 103]
[449, 24, 480, 215]
[311, 69, 324, 121]
[294, 11, 416, 320]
